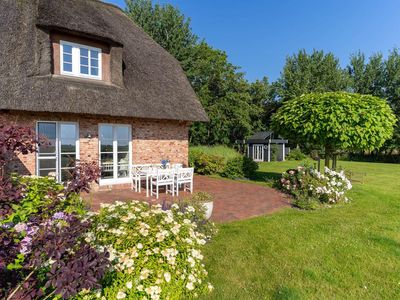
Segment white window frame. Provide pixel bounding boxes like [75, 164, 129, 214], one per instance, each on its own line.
[60, 40, 102, 80]
[252, 144, 264, 162]
[36, 121, 80, 182]
[98, 124, 132, 186]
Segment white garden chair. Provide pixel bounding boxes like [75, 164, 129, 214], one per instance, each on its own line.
[175, 167, 194, 196]
[172, 163, 183, 169]
[131, 164, 153, 192]
[150, 169, 175, 199]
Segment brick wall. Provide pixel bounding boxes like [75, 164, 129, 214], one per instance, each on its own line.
[0, 110, 190, 185]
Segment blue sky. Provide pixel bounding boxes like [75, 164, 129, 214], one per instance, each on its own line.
[105, 0, 400, 82]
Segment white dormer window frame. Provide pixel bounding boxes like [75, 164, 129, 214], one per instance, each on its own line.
[60, 40, 102, 80]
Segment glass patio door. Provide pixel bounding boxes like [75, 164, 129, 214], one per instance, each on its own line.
[37, 122, 79, 181]
[99, 124, 131, 183]
[252, 144, 264, 162]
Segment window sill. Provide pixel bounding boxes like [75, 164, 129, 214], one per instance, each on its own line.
[50, 74, 121, 88]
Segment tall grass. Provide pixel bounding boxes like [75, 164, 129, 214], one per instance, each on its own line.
[190, 145, 241, 162]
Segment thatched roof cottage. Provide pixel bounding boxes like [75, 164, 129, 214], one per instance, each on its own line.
[0, 0, 208, 187]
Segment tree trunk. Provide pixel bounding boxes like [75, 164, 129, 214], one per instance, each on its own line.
[325, 145, 332, 169]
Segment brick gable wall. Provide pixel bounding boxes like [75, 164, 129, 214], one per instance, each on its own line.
[0, 111, 190, 188]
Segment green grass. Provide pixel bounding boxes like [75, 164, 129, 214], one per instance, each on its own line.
[190, 145, 240, 162]
[201, 161, 400, 299]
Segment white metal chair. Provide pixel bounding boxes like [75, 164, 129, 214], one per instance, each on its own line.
[131, 164, 153, 192]
[175, 167, 194, 196]
[172, 163, 183, 169]
[150, 169, 175, 199]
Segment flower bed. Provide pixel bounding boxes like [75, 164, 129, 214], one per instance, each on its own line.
[278, 166, 352, 209]
[82, 201, 215, 300]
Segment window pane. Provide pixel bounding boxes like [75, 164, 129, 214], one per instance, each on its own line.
[118, 165, 129, 178]
[117, 140, 129, 152]
[91, 58, 98, 68]
[91, 50, 99, 60]
[61, 169, 74, 182]
[38, 123, 56, 139]
[80, 57, 88, 66]
[100, 125, 113, 139]
[80, 48, 88, 57]
[116, 127, 129, 140]
[38, 123, 56, 154]
[80, 66, 89, 75]
[63, 53, 72, 63]
[39, 158, 56, 169]
[101, 153, 113, 164]
[63, 44, 72, 54]
[39, 141, 56, 155]
[117, 153, 129, 164]
[61, 154, 76, 168]
[60, 124, 76, 140]
[60, 141, 76, 153]
[63, 62, 72, 72]
[90, 67, 98, 76]
[39, 169, 57, 177]
[100, 141, 113, 152]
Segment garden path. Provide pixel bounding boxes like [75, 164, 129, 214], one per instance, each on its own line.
[83, 176, 290, 223]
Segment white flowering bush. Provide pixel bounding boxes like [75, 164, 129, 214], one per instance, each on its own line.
[278, 166, 352, 209]
[309, 167, 352, 203]
[83, 201, 214, 299]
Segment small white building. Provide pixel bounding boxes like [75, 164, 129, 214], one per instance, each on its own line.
[246, 131, 289, 162]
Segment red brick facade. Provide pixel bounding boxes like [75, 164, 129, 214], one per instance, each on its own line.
[1, 110, 190, 188]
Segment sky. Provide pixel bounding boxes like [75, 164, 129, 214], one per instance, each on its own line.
[104, 0, 400, 82]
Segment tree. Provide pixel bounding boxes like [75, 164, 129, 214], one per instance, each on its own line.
[348, 49, 400, 151]
[125, 0, 267, 145]
[348, 52, 385, 97]
[271, 92, 396, 169]
[277, 49, 350, 101]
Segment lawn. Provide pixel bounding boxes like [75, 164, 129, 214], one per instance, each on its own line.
[201, 161, 400, 299]
[190, 145, 241, 162]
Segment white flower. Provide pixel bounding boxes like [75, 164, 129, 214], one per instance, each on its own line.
[137, 285, 144, 292]
[116, 291, 126, 299]
[164, 272, 171, 283]
[186, 206, 195, 213]
[145, 286, 162, 300]
[186, 281, 195, 291]
[126, 281, 133, 289]
[207, 283, 214, 291]
[140, 268, 151, 280]
[137, 243, 143, 249]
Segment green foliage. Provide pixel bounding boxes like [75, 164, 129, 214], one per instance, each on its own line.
[189, 149, 225, 175]
[190, 145, 240, 162]
[125, 1, 267, 145]
[272, 92, 396, 155]
[277, 166, 353, 209]
[277, 49, 350, 102]
[220, 156, 258, 179]
[286, 148, 308, 161]
[87, 201, 214, 299]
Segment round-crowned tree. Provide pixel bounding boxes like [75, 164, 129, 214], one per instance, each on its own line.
[271, 92, 397, 168]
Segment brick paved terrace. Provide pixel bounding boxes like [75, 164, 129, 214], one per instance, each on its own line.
[82, 175, 290, 223]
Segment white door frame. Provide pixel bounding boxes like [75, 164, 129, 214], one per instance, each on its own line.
[252, 144, 264, 162]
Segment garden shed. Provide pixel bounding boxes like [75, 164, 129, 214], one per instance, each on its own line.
[246, 131, 289, 162]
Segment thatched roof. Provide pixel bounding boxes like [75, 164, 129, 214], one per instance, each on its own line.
[0, 0, 208, 122]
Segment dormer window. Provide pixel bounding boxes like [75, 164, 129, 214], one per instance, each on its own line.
[60, 40, 102, 80]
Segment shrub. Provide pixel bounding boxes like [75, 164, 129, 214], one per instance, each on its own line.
[0, 125, 106, 300]
[277, 166, 352, 209]
[1, 176, 107, 300]
[189, 149, 225, 175]
[190, 145, 240, 162]
[220, 156, 258, 179]
[86, 201, 214, 299]
[287, 148, 308, 161]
